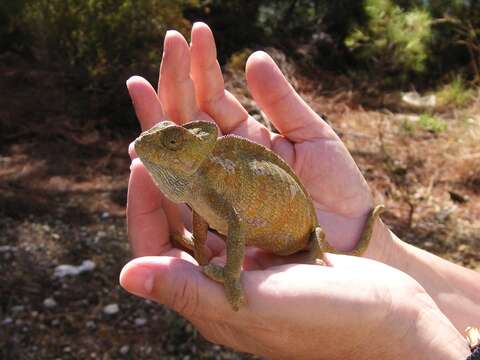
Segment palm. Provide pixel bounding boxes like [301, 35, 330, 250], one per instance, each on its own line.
[127, 23, 374, 265]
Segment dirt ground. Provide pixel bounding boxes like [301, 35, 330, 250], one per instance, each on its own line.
[1, 52, 479, 359]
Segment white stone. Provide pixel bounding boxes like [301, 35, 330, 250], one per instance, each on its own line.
[43, 297, 57, 309]
[53, 260, 96, 278]
[103, 303, 119, 315]
[0, 245, 16, 253]
[134, 317, 147, 327]
[402, 91, 436, 109]
[2, 317, 13, 325]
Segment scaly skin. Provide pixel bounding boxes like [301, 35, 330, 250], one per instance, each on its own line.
[135, 120, 384, 310]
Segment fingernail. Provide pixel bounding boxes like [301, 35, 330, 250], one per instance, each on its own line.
[128, 142, 137, 160]
[120, 266, 155, 296]
[130, 157, 141, 170]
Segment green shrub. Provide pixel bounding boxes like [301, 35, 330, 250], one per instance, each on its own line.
[22, 0, 195, 83]
[418, 113, 447, 133]
[345, 0, 432, 75]
[436, 76, 475, 107]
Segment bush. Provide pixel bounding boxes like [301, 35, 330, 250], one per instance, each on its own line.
[436, 76, 475, 107]
[22, 0, 195, 84]
[345, 0, 432, 76]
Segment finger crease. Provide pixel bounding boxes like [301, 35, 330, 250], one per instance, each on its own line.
[265, 86, 293, 108]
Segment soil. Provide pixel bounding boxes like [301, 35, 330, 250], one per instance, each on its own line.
[1, 52, 479, 359]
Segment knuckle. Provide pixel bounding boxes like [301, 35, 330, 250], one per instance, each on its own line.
[169, 276, 200, 318]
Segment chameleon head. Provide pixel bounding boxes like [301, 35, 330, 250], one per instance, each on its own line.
[134, 120, 218, 176]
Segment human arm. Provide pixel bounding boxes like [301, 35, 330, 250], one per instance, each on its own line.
[376, 226, 480, 332]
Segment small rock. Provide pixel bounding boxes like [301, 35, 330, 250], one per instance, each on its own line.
[458, 244, 469, 252]
[0, 245, 16, 253]
[86, 320, 96, 329]
[53, 260, 96, 278]
[449, 190, 469, 204]
[119, 345, 130, 355]
[423, 241, 434, 249]
[402, 92, 436, 109]
[52, 233, 60, 240]
[51, 319, 60, 326]
[2, 317, 13, 325]
[134, 317, 147, 327]
[103, 303, 119, 315]
[101, 212, 110, 219]
[43, 297, 57, 309]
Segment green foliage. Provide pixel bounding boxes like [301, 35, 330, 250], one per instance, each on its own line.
[22, 0, 194, 83]
[345, 0, 432, 75]
[418, 113, 447, 133]
[401, 113, 447, 134]
[401, 0, 480, 81]
[436, 76, 475, 107]
[256, 0, 365, 68]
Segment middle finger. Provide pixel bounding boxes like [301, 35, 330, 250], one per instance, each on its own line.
[158, 30, 200, 124]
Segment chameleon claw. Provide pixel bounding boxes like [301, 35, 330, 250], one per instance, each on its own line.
[202, 263, 225, 283]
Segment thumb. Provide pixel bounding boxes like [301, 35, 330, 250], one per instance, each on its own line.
[119, 256, 229, 318]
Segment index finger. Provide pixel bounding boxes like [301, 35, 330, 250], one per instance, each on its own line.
[126, 76, 164, 131]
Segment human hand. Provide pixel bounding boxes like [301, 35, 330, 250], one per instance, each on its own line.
[120, 252, 469, 359]
[125, 22, 390, 263]
[121, 23, 473, 358]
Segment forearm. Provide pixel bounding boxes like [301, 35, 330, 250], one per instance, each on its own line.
[371, 221, 480, 332]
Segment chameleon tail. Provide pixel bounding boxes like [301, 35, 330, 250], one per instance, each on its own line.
[308, 204, 386, 262]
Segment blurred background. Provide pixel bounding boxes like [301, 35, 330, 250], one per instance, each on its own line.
[1, 0, 479, 359]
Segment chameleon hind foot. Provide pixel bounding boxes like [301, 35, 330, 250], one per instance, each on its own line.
[307, 204, 386, 262]
[308, 227, 327, 265]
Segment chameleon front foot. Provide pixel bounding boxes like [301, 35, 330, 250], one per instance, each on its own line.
[225, 277, 245, 311]
[202, 264, 225, 283]
[202, 264, 245, 311]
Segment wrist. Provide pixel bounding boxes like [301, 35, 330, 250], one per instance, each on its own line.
[386, 286, 471, 360]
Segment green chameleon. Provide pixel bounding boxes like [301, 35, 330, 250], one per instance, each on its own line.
[135, 120, 384, 311]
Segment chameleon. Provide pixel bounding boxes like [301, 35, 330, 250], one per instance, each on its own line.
[134, 120, 384, 311]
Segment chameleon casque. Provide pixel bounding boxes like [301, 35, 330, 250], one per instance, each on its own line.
[135, 120, 384, 310]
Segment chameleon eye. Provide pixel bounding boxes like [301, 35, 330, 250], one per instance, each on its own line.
[162, 129, 184, 150]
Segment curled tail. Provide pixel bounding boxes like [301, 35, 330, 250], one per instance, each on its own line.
[308, 205, 386, 263]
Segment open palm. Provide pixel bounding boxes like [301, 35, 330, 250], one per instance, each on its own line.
[126, 23, 377, 268]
